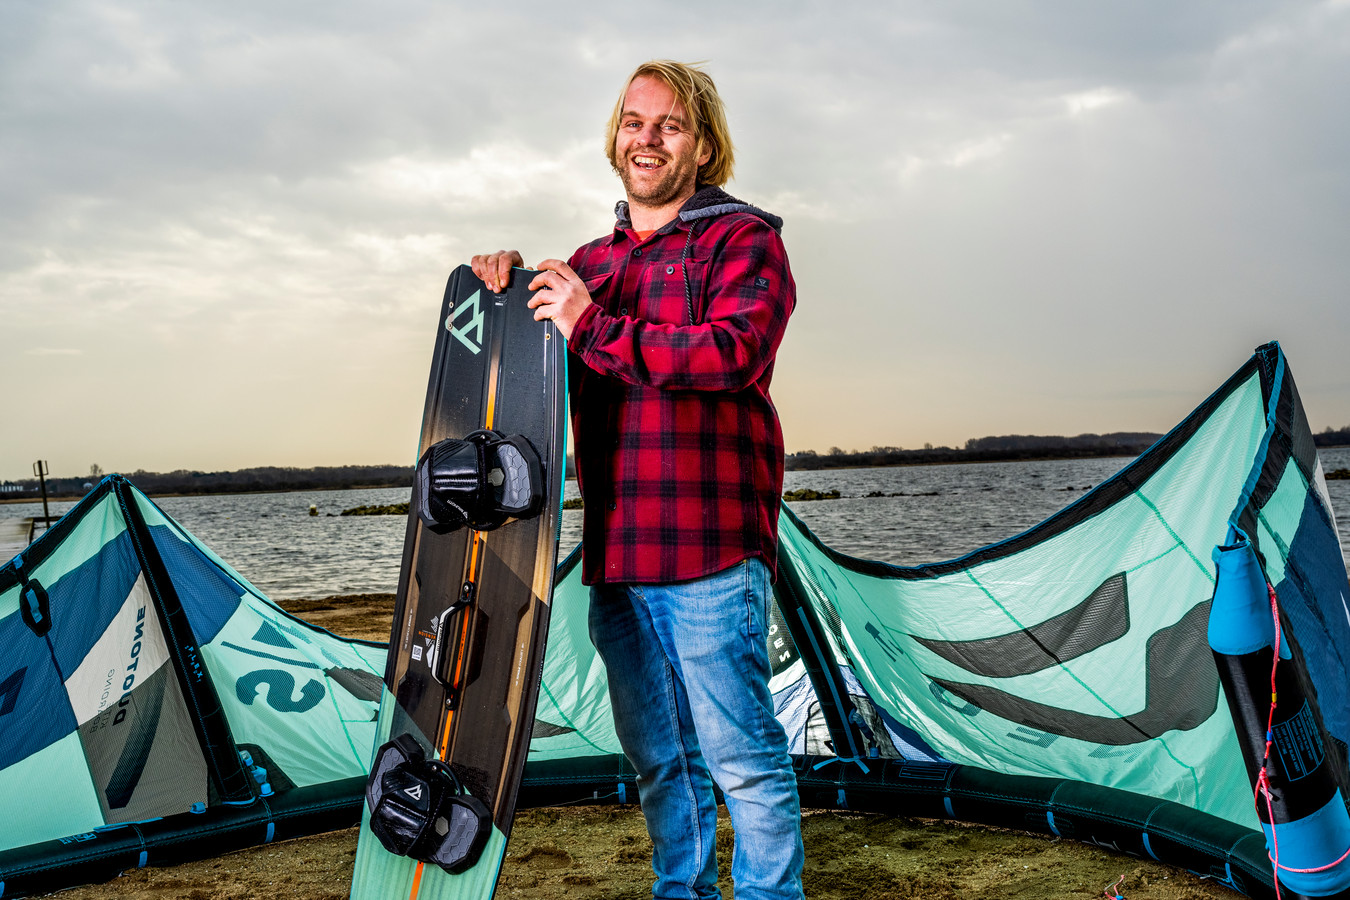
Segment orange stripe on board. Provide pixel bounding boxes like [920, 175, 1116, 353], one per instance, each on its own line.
[483, 358, 500, 430]
[449, 541, 477, 685]
[433, 308, 502, 760]
[435, 530, 483, 758]
[408, 290, 504, 900]
[410, 860, 425, 897]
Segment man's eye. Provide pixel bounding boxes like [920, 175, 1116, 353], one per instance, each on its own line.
[662, 124, 681, 133]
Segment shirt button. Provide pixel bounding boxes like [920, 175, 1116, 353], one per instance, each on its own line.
[632, 248, 642, 257]
[608, 502, 617, 510]
[619, 307, 627, 315]
[666, 265, 675, 275]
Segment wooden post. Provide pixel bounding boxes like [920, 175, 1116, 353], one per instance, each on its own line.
[33, 460, 50, 524]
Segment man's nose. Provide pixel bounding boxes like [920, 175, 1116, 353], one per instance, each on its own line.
[635, 123, 664, 145]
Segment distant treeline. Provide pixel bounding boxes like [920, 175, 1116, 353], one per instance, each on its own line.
[3, 465, 415, 499]
[787, 432, 1165, 471]
[1318, 426, 1350, 447]
[5, 425, 1348, 497]
[789, 426, 1350, 471]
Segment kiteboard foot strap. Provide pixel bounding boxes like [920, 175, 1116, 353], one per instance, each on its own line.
[415, 429, 544, 533]
[366, 734, 491, 873]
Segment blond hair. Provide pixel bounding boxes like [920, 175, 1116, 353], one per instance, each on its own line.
[604, 60, 735, 188]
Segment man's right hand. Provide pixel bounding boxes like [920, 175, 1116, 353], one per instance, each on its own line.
[470, 250, 525, 294]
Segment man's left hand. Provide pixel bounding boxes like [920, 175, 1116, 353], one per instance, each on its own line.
[528, 260, 592, 341]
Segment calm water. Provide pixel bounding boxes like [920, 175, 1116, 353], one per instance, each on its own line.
[5, 449, 1349, 601]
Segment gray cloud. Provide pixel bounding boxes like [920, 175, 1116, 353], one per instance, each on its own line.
[2, 0, 1348, 478]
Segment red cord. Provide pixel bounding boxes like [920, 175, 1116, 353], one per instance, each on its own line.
[1254, 582, 1350, 898]
[1260, 582, 1286, 900]
[1102, 873, 1126, 898]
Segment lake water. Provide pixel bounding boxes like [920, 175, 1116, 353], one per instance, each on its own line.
[5, 449, 1349, 601]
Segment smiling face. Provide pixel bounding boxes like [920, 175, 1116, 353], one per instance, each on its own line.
[614, 75, 712, 221]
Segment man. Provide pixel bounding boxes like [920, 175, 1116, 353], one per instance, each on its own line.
[471, 60, 802, 900]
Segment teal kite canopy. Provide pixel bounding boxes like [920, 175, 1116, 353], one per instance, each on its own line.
[3, 342, 1348, 899]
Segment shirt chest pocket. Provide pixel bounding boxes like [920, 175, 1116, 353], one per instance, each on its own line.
[631, 258, 709, 325]
[583, 272, 614, 307]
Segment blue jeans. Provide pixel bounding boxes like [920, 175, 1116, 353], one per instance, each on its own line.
[589, 559, 804, 900]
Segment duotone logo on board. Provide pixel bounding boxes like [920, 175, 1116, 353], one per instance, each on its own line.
[446, 289, 485, 354]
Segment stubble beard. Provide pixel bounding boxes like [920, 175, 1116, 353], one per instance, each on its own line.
[619, 152, 699, 212]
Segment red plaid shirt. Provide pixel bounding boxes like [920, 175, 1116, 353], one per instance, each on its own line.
[566, 187, 795, 585]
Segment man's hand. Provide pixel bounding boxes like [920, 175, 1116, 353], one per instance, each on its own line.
[528, 260, 592, 341]
[470, 250, 525, 293]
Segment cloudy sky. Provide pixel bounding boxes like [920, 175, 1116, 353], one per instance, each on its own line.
[3, 1, 1348, 481]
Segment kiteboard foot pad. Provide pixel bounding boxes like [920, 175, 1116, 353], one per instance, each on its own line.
[366, 734, 492, 874]
[414, 429, 544, 533]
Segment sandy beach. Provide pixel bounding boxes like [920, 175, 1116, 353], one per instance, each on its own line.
[35, 595, 1243, 900]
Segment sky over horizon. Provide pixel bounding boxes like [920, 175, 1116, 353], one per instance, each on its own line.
[3, 1, 1348, 481]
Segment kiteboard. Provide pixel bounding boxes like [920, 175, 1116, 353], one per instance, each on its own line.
[350, 265, 567, 900]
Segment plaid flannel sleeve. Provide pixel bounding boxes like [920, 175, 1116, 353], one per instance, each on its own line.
[568, 218, 794, 392]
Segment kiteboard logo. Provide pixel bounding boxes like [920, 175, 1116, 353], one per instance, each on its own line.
[404, 784, 424, 801]
[913, 572, 1220, 745]
[446, 290, 485, 355]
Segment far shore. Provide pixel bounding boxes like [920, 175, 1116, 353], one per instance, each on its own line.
[0, 453, 1146, 503]
[6, 444, 1350, 503]
[0, 483, 416, 505]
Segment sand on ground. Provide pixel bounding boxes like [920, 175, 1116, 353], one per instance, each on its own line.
[37, 595, 1245, 900]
